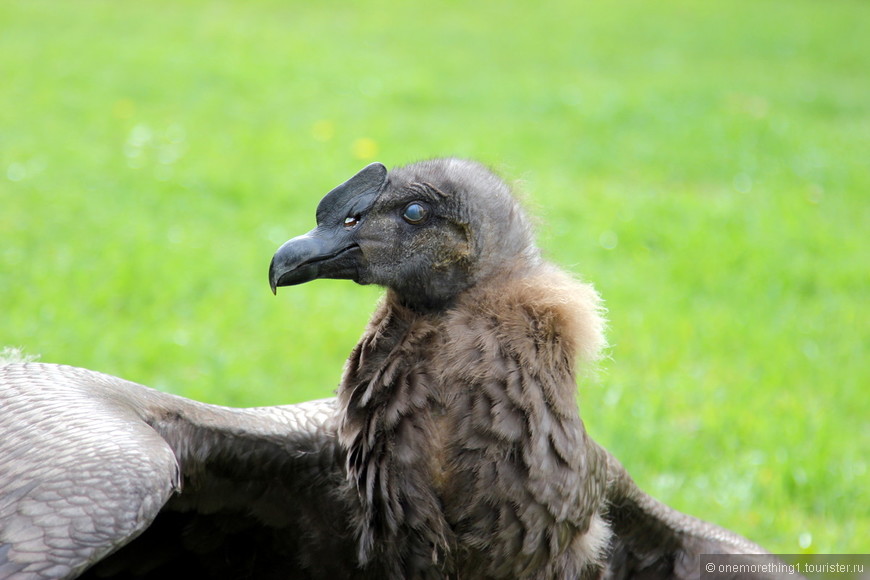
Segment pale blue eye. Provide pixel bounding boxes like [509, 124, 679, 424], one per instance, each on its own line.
[402, 202, 428, 224]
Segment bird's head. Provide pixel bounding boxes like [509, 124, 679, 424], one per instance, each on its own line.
[269, 158, 539, 311]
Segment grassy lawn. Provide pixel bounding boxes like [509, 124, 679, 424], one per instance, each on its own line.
[2, 0, 866, 554]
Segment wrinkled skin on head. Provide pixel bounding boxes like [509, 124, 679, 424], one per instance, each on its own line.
[270, 158, 539, 311]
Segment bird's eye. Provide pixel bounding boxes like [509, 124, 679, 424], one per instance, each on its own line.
[402, 202, 429, 224]
[344, 214, 360, 228]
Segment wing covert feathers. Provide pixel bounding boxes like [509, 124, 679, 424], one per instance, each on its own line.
[0, 363, 343, 579]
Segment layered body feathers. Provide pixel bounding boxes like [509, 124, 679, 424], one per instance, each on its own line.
[339, 267, 610, 578]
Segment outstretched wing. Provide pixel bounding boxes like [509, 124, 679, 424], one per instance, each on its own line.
[600, 449, 770, 579]
[0, 363, 351, 580]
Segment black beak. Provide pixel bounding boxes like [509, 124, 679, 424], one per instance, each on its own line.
[268, 162, 388, 294]
[268, 227, 361, 293]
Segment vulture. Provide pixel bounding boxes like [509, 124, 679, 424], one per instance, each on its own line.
[0, 159, 770, 579]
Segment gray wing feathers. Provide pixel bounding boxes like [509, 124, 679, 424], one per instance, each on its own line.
[0, 363, 339, 580]
[0, 364, 180, 579]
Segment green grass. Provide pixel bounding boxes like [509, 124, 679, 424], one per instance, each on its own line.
[2, 0, 867, 554]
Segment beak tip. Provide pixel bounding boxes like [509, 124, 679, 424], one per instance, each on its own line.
[268, 261, 278, 295]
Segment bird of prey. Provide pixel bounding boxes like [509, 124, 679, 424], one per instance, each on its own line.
[1, 159, 768, 579]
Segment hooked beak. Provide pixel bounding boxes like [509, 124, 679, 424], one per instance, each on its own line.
[268, 162, 387, 294]
[268, 227, 361, 293]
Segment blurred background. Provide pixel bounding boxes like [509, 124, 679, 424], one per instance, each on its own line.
[1, 0, 866, 553]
